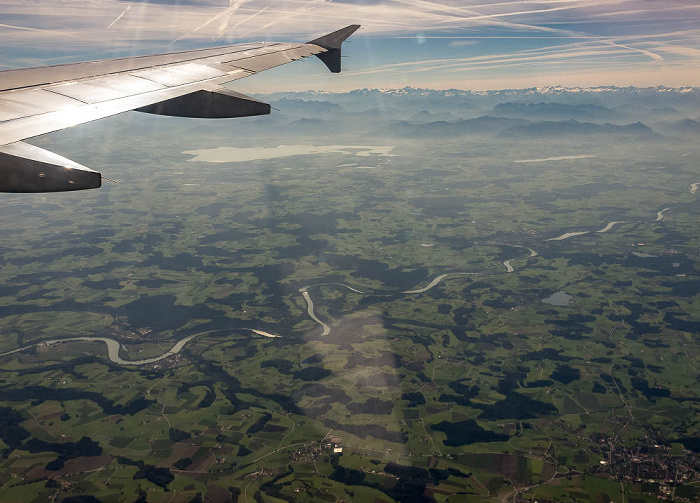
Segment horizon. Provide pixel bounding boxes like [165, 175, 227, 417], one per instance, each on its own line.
[256, 84, 700, 94]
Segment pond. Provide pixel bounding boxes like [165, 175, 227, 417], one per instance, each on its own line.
[541, 291, 572, 306]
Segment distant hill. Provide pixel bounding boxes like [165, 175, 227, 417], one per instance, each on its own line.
[285, 118, 338, 135]
[491, 102, 617, 121]
[407, 110, 460, 123]
[500, 120, 659, 138]
[341, 109, 401, 121]
[260, 86, 700, 120]
[669, 119, 700, 135]
[270, 98, 345, 117]
[381, 116, 526, 138]
[650, 107, 681, 118]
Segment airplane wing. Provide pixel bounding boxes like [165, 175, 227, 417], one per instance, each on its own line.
[0, 25, 360, 193]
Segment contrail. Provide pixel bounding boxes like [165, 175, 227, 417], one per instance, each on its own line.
[220, 5, 270, 37]
[238, 0, 328, 38]
[193, 0, 249, 33]
[107, 5, 131, 30]
[340, 40, 630, 77]
[392, 0, 665, 63]
[607, 40, 663, 63]
[215, 1, 267, 39]
[391, 0, 574, 36]
[174, 0, 250, 42]
[0, 23, 48, 32]
[0, 23, 82, 38]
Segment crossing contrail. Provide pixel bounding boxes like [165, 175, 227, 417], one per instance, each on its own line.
[107, 5, 131, 30]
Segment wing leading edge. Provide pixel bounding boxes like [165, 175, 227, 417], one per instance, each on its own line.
[0, 25, 360, 193]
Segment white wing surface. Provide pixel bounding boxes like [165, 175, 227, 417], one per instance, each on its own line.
[0, 25, 360, 192]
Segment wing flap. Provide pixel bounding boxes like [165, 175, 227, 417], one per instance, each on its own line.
[135, 88, 270, 119]
[0, 142, 101, 193]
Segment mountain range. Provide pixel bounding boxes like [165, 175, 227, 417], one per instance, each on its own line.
[500, 120, 659, 138]
[265, 86, 700, 139]
[490, 102, 617, 121]
[76, 86, 698, 143]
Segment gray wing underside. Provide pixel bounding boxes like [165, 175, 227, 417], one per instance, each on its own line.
[0, 24, 360, 192]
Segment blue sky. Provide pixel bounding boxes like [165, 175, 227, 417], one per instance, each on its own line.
[1, 0, 700, 91]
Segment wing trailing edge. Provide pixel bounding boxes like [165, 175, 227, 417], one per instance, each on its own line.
[0, 142, 101, 193]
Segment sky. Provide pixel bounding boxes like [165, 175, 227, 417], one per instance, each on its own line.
[1, 0, 700, 92]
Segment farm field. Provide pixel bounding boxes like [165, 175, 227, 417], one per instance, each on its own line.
[0, 87, 699, 502]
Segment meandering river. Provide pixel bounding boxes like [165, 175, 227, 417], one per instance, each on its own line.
[0, 329, 281, 366]
[514, 155, 596, 164]
[546, 231, 590, 242]
[501, 245, 538, 272]
[299, 275, 479, 335]
[597, 221, 624, 233]
[0, 335, 200, 366]
[547, 220, 624, 242]
[402, 273, 478, 294]
[300, 289, 331, 336]
[0, 182, 686, 360]
[656, 208, 671, 221]
[294, 198, 683, 335]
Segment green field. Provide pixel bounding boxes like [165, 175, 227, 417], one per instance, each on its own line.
[0, 89, 699, 502]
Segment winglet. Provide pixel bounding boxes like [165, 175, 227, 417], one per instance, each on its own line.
[308, 25, 361, 73]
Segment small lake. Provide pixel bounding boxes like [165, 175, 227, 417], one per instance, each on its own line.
[541, 291, 572, 306]
[182, 145, 395, 163]
[514, 154, 596, 164]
